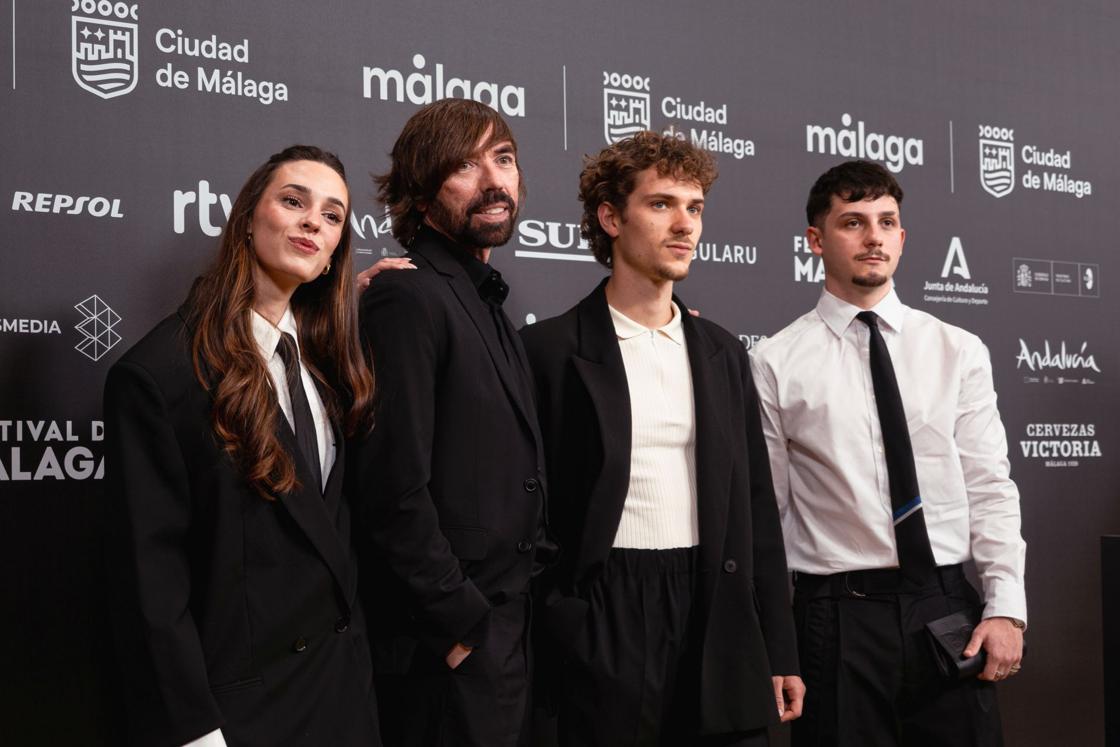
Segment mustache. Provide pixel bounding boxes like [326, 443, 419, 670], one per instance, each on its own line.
[856, 251, 890, 261]
[468, 190, 515, 214]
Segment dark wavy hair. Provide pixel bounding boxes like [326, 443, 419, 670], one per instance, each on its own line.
[184, 145, 375, 499]
[375, 98, 524, 245]
[578, 131, 718, 268]
[806, 160, 904, 228]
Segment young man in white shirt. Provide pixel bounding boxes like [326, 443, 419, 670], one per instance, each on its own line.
[749, 160, 1026, 746]
[521, 131, 803, 746]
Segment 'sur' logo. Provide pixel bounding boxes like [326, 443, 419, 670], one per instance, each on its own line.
[74, 295, 121, 361]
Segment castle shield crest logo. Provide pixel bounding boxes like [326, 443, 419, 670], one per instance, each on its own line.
[979, 129, 1015, 198]
[603, 72, 650, 144]
[72, 10, 138, 100]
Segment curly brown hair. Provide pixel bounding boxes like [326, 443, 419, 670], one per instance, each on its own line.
[185, 145, 375, 500]
[375, 99, 524, 246]
[579, 131, 718, 267]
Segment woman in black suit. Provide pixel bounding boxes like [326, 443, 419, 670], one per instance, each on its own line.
[104, 146, 381, 747]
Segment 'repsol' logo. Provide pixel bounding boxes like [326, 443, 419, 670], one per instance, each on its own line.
[603, 71, 651, 145]
[978, 125, 1015, 198]
[74, 295, 121, 361]
[71, 1, 139, 100]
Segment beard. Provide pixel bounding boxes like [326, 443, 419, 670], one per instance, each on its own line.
[426, 189, 518, 251]
[852, 273, 889, 288]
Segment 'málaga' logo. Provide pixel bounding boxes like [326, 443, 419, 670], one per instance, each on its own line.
[805, 113, 923, 173]
[363, 54, 525, 117]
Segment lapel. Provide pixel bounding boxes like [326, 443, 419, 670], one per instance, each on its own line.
[677, 297, 733, 577]
[571, 281, 633, 555]
[411, 230, 542, 449]
[274, 411, 356, 609]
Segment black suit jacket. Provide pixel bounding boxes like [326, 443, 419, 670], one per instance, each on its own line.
[352, 227, 547, 663]
[520, 280, 799, 733]
[104, 310, 379, 747]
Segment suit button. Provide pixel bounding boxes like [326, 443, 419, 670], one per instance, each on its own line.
[292, 636, 308, 653]
[523, 478, 539, 493]
[335, 616, 350, 634]
[723, 559, 738, 574]
[517, 540, 533, 553]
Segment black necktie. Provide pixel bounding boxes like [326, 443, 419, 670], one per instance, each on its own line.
[276, 333, 323, 494]
[856, 311, 936, 577]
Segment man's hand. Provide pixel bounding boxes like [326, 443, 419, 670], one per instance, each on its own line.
[445, 642, 473, 670]
[356, 256, 416, 290]
[772, 674, 805, 722]
[964, 616, 1024, 682]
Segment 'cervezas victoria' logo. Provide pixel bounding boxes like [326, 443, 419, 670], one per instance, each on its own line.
[71, 1, 139, 99]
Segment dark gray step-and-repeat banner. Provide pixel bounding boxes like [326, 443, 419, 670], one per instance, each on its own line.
[2, 1, 1116, 744]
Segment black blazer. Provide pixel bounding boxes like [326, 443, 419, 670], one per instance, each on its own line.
[103, 310, 379, 747]
[352, 227, 547, 662]
[520, 280, 799, 733]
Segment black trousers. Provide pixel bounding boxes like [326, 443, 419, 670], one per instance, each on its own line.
[559, 547, 767, 747]
[379, 595, 531, 747]
[791, 565, 1002, 747]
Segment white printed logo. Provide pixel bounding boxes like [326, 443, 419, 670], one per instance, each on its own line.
[978, 125, 1015, 198]
[804, 113, 923, 173]
[603, 72, 650, 144]
[71, 1, 139, 100]
[940, 237, 971, 280]
[74, 295, 121, 361]
[362, 54, 525, 117]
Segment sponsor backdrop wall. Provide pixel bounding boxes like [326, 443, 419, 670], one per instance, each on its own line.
[2, 1, 1116, 744]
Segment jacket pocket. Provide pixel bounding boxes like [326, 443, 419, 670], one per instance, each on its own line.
[443, 526, 488, 561]
[210, 676, 263, 695]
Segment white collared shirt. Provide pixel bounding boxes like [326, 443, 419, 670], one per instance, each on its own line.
[609, 302, 700, 549]
[750, 288, 1027, 623]
[250, 308, 336, 490]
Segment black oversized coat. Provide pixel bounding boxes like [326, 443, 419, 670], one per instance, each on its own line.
[104, 310, 380, 747]
[520, 280, 799, 734]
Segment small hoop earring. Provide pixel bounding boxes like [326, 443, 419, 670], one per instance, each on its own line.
[322, 263, 331, 276]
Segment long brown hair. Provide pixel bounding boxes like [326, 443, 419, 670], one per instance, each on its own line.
[185, 145, 374, 499]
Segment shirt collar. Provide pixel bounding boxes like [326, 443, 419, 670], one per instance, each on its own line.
[250, 306, 298, 361]
[815, 286, 906, 338]
[608, 302, 684, 345]
[427, 224, 509, 307]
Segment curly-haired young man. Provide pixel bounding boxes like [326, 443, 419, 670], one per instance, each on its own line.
[521, 131, 803, 746]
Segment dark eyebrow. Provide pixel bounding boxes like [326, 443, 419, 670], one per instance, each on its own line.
[280, 183, 347, 211]
[491, 142, 516, 156]
[836, 209, 896, 219]
[645, 192, 705, 205]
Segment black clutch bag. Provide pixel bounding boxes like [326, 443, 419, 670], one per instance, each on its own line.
[925, 609, 985, 680]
